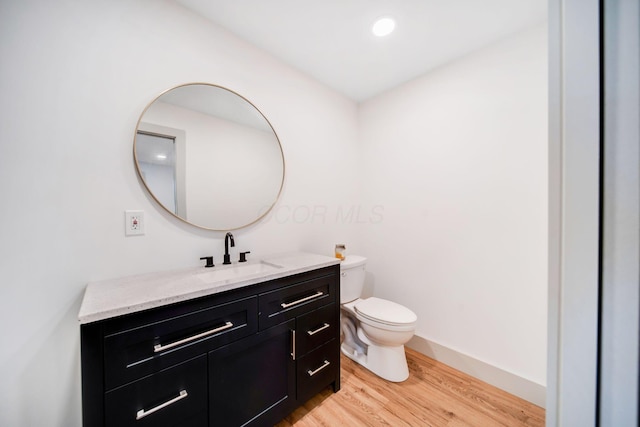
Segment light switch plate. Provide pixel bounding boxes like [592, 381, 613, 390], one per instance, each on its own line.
[125, 210, 145, 236]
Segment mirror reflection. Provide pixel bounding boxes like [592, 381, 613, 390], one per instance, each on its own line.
[134, 83, 285, 230]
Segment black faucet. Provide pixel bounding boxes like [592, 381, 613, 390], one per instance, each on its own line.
[223, 232, 235, 265]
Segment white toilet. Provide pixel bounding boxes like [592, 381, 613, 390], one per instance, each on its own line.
[340, 255, 417, 382]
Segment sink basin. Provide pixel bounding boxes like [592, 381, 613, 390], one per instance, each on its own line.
[196, 261, 283, 283]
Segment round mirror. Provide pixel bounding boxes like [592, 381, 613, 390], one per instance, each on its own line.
[134, 83, 285, 231]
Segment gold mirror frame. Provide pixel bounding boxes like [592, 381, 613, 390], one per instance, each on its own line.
[133, 83, 285, 231]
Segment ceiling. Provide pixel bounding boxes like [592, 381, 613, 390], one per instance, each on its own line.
[174, 0, 547, 102]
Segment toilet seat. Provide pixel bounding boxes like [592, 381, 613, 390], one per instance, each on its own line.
[354, 297, 417, 329]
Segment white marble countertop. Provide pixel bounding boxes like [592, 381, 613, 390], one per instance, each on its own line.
[78, 252, 340, 324]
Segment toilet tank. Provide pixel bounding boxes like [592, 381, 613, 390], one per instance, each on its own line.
[340, 255, 367, 303]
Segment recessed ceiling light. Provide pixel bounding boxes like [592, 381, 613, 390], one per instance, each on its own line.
[372, 17, 396, 37]
[156, 154, 167, 160]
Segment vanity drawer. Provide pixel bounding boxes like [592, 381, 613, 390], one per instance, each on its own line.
[296, 303, 338, 356]
[105, 355, 207, 427]
[296, 339, 339, 404]
[104, 296, 257, 390]
[259, 274, 336, 330]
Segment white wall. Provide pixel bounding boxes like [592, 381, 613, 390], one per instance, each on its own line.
[0, 1, 359, 426]
[359, 25, 548, 397]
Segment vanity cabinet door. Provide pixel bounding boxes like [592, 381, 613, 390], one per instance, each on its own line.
[104, 296, 257, 390]
[296, 303, 338, 356]
[209, 321, 295, 426]
[296, 339, 340, 404]
[209, 319, 296, 427]
[259, 274, 336, 330]
[104, 355, 207, 427]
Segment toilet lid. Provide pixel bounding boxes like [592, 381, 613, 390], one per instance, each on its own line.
[355, 297, 417, 326]
[340, 255, 367, 270]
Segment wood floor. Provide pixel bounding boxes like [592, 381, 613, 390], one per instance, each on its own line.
[277, 347, 545, 426]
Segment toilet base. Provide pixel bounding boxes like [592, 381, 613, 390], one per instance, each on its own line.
[341, 341, 409, 382]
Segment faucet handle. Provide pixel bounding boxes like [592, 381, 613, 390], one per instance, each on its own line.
[239, 251, 251, 263]
[200, 256, 214, 268]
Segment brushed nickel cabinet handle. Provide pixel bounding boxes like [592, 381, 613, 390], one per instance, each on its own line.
[154, 321, 233, 353]
[307, 323, 330, 336]
[307, 360, 330, 377]
[291, 329, 296, 360]
[136, 390, 188, 420]
[281, 291, 323, 309]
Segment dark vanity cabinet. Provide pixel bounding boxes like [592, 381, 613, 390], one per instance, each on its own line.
[81, 265, 340, 427]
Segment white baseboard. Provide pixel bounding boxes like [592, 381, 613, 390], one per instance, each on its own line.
[407, 334, 546, 408]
